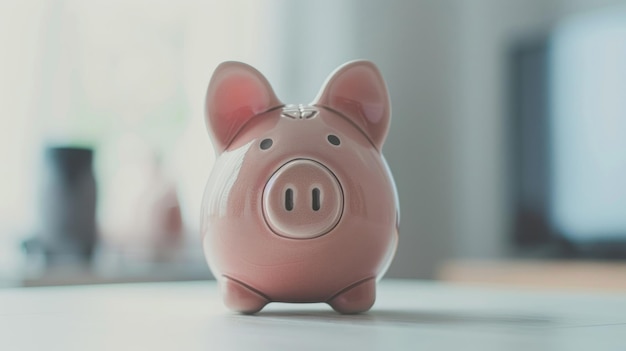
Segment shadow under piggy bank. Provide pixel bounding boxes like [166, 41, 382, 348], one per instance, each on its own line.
[249, 307, 555, 329]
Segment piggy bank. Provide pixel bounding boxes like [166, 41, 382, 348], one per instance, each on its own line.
[201, 60, 399, 314]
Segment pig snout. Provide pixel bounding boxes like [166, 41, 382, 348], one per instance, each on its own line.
[262, 159, 343, 239]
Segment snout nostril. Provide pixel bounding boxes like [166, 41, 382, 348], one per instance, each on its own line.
[285, 188, 294, 211]
[262, 159, 343, 239]
[312, 188, 320, 211]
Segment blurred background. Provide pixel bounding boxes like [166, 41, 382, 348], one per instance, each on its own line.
[1, 0, 626, 289]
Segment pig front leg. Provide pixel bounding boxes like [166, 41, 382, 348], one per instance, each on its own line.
[221, 276, 269, 314]
[327, 278, 376, 314]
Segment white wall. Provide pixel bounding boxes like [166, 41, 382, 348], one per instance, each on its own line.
[349, 1, 461, 278]
[449, 0, 558, 263]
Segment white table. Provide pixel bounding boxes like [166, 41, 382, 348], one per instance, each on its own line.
[1, 280, 625, 351]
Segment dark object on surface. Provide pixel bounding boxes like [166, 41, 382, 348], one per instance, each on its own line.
[508, 37, 553, 248]
[36, 146, 97, 265]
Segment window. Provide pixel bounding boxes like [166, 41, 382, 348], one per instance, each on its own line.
[0, 0, 277, 278]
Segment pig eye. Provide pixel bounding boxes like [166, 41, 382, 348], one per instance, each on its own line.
[327, 134, 341, 146]
[260, 138, 273, 150]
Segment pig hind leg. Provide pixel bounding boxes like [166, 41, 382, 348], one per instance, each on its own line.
[327, 278, 376, 314]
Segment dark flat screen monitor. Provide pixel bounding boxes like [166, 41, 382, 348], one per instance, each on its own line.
[509, 9, 626, 258]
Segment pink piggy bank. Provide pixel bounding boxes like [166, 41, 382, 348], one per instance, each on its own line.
[201, 60, 399, 314]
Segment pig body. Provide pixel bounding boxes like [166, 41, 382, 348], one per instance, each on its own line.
[202, 61, 399, 314]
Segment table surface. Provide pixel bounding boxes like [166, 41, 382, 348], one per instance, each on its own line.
[1, 280, 625, 351]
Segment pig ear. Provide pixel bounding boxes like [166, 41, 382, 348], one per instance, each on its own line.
[314, 60, 390, 150]
[205, 61, 282, 152]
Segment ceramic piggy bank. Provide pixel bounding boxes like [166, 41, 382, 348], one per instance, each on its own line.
[201, 60, 399, 314]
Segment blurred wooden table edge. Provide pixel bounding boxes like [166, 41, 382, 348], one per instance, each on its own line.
[438, 259, 626, 292]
